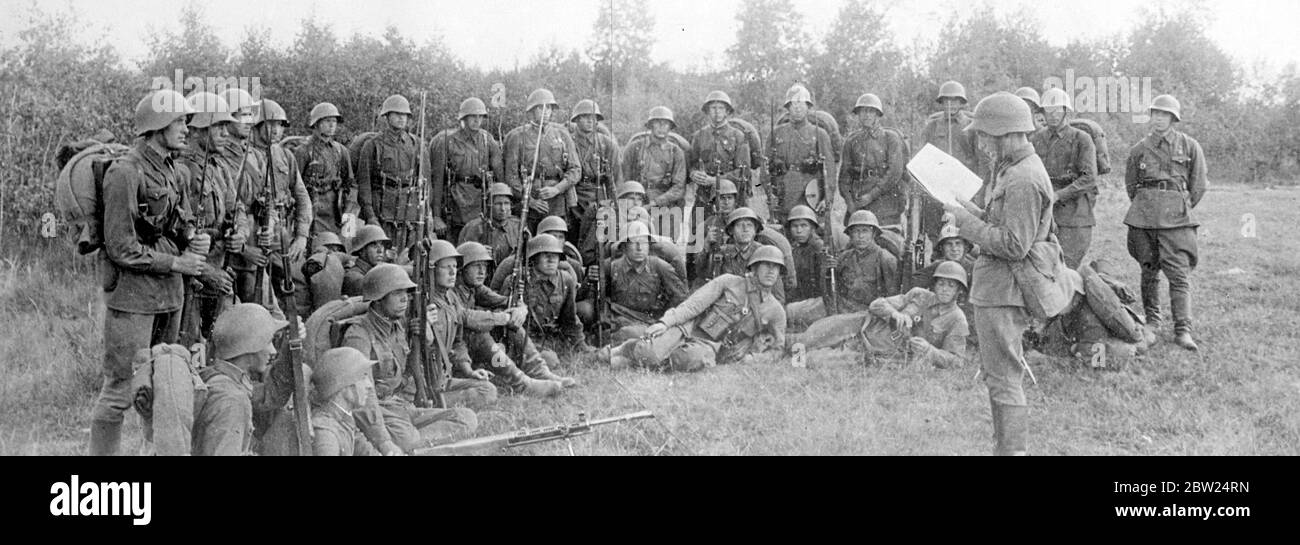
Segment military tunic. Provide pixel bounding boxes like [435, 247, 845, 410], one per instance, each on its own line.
[688, 123, 752, 205]
[767, 120, 834, 223]
[622, 136, 687, 207]
[503, 121, 581, 225]
[459, 216, 524, 266]
[356, 127, 430, 247]
[839, 126, 906, 225]
[835, 244, 899, 313]
[294, 135, 357, 238]
[502, 268, 586, 352]
[1031, 123, 1098, 268]
[430, 127, 503, 236]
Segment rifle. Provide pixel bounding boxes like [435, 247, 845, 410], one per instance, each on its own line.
[817, 136, 839, 315]
[592, 137, 608, 347]
[765, 100, 779, 221]
[408, 92, 447, 410]
[506, 108, 547, 364]
[902, 173, 926, 292]
[479, 130, 491, 228]
[412, 410, 654, 456]
[254, 128, 276, 308]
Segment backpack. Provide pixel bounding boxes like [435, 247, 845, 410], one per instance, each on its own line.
[624, 131, 691, 181]
[347, 131, 380, 178]
[777, 109, 842, 161]
[54, 142, 131, 254]
[303, 296, 370, 368]
[130, 343, 208, 456]
[1067, 118, 1111, 175]
[726, 117, 765, 168]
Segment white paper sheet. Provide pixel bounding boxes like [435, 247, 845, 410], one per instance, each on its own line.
[906, 143, 984, 207]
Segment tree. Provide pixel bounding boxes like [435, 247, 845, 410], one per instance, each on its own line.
[586, 0, 655, 95]
[927, 7, 1055, 101]
[727, 0, 811, 113]
[808, 0, 904, 125]
[140, 2, 230, 78]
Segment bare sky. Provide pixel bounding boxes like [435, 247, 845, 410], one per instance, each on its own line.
[2, 0, 1296, 78]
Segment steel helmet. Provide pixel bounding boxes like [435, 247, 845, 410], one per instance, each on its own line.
[350, 225, 391, 255]
[427, 239, 462, 267]
[362, 263, 417, 302]
[457, 241, 494, 265]
[1015, 87, 1043, 111]
[488, 182, 515, 200]
[617, 181, 646, 199]
[212, 302, 288, 360]
[133, 89, 196, 136]
[257, 99, 288, 126]
[782, 84, 814, 109]
[380, 94, 412, 117]
[785, 204, 820, 230]
[715, 178, 738, 197]
[1040, 88, 1072, 111]
[309, 102, 343, 127]
[313, 231, 345, 252]
[726, 207, 764, 233]
[526, 88, 558, 112]
[931, 260, 969, 291]
[220, 87, 260, 116]
[702, 90, 734, 114]
[965, 92, 1035, 137]
[936, 223, 972, 250]
[747, 245, 786, 270]
[619, 220, 653, 245]
[526, 234, 565, 261]
[458, 97, 488, 120]
[186, 92, 235, 129]
[537, 215, 568, 234]
[312, 347, 377, 401]
[644, 106, 676, 130]
[570, 99, 604, 122]
[1149, 94, 1181, 122]
[936, 81, 968, 103]
[853, 93, 884, 116]
[845, 210, 881, 234]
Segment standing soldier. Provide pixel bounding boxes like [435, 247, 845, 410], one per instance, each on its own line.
[766, 84, 834, 225]
[569, 99, 620, 251]
[839, 93, 906, 227]
[458, 182, 524, 266]
[1124, 94, 1206, 351]
[689, 91, 752, 208]
[1016, 87, 1046, 131]
[357, 94, 429, 250]
[587, 221, 688, 342]
[503, 234, 594, 355]
[1032, 88, 1098, 269]
[91, 90, 201, 456]
[610, 246, 787, 372]
[430, 97, 503, 243]
[919, 81, 983, 176]
[295, 102, 358, 245]
[623, 106, 687, 209]
[503, 88, 580, 229]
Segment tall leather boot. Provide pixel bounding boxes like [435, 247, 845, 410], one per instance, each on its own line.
[989, 399, 1002, 456]
[995, 404, 1028, 456]
[1170, 286, 1198, 351]
[89, 420, 122, 457]
[521, 350, 577, 388]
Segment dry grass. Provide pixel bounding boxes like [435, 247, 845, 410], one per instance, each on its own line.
[3, 182, 1297, 455]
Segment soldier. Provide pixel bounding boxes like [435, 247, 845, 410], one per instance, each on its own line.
[839, 93, 906, 227]
[911, 223, 975, 289]
[1015, 87, 1046, 131]
[689, 91, 752, 207]
[300, 231, 351, 313]
[501, 234, 593, 355]
[586, 221, 688, 341]
[503, 88, 581, 229]
[1124, 94, 1206, 351]
[784, 205, 826, 304]
[766, 84, 834, 224]
[342, 225, 391, 297]
[696, 207, 787, 303]
[455, 241, 573, 395]
[569, 99, 620, 251]
[309, 347, 382, 456]
[787, 210, 898, 325]
[611, 246, 787, 372]
[945, 91, 1058, 456]
[459, 182, 525, 266]
[357, 94, 430, 250]
[491, 214, 583, 291]
[918, 81, 983, 176]
[431, 97, 503, 242]
[90, 89, 202, 456]
[622, 106, 687, 209]
[341, 263, 485, 452]
[295, 102, 358, 244]
[1032, 88, 1099, 269]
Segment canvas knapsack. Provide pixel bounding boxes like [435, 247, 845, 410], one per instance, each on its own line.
[303, 296, 370, 368]
[1068, 118, 1111, 175]
[54, 142, 130, 254]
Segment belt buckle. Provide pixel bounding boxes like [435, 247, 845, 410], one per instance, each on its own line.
[1156, 180, 1168, 191]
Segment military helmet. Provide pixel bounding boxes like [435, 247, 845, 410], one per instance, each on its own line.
[427, 239, 462, 267]
[380, 94, 412, 117]
[1040, 88, 1072, 111]
[309, 102, 343, 127]
[257, 99, 288, 126]
[726, 207, 764, 233]
[570, 99, 604, 122]
[702, 90, 734, 114]
[936, 80, 969, 103]
[133, 90, 196, 136]
[213, 302, 288, 360]
[931, 260, 969, 291]
[853, 93, 884, 116]
[220, 87, 260, 116]
[965, 92, 1035, 137]
[362, 263, 417, 302]
[937, 223, 973, 251]
[785, 204, 820, 230]
[526, 88, 558, 112]
[313, 231, 345, 252]
[715, 178, 738, 197]
[313, 347, 377, 401]
[458, 97, 488, 120]
[619, 220, 653, 245]
[350, 225, 391, 255]
[644, 106, 676, 130]
[488, 182, 514, 200]
[845, 210, 881, 234]
[186, 92, 236, 129]
[1014, 87, 1043, 111]
[782, 84, 814, 108]
[537, 215, 568, 234]
[617, 181, 646, 199]
[747, 245, 786, 270]
[457, 241, 494, 265]
[1149, 94, 1181, 122]
[526, 233, 565, 260]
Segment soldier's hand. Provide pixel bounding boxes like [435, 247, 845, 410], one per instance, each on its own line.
[379, 441, 405, 457]
[200, 267, 234, 294]
[857, 193, 875, 209]
[430, 217, 448, 236]
[225, 230, 247, 254]
[172, 252, 206, 276]
[287, 236, 307, 261]
[951, 198, 983, 218]
[529, 199, 550, 214]
[507, 306, 528, 328]
[341, 214, 359, 238]
[256, 228, 273, 248]
[644, 322, 668, 338]
[892, 311, 914, 334]
[823, 255, 838, 270]
[707, 225, 723, 245]
[908, 337, 933, 354]
[537, 186, 560, 200]
[690, 170, 709, 184]
[586, 265, 600, 281]
[470, 369, 492, 381]
[188, 232, 212, 256]
[408, 313, 423, 336]
[243, 245, 268, 268]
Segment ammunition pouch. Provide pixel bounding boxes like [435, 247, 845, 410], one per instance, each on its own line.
[798, 158, 823, 175]
[767, 159, 787, 177]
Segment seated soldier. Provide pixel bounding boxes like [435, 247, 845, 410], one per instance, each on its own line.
[342, 225, 391, 297]
[787, 210, 898, 326]
[911, 223, 975, 289]
[301, 231, 352, 313]
[784, 205, 825, 304]
[787, 260, 969, 369]
[310, 347, 382, 456]
[501, 234, 594, 356]
[459, 182, 524, 266]
[490, 214, 582, 291]
[696, 207, 788, 302]
[608, 245, 787, 372]
[583, 221, 687, 342]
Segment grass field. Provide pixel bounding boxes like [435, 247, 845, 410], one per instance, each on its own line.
[2, 181, 1297, 456]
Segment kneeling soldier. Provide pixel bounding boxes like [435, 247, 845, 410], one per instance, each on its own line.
[589, 221, 687, 342]
[310, 347, 381, 456]
[193, 303, 294, 455]
[502, 234, 594, 356]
